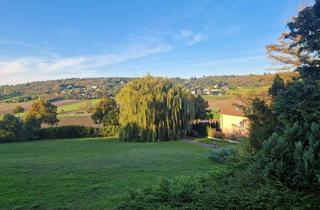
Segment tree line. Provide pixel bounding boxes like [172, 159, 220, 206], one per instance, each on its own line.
[0, 76, 210, 143]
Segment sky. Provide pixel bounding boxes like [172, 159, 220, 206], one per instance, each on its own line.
[0, 0, 315, 85]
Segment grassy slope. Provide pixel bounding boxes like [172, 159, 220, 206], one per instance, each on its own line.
[227, 86, 269, 96]
[202, 95, 235, 101]
[0, 138, 221, 209]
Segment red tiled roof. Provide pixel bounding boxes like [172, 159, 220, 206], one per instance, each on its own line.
[208, 98, 245, 117]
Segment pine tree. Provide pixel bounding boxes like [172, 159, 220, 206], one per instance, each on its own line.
[256, 0, 320, 190]
[268, 74, 285, 98]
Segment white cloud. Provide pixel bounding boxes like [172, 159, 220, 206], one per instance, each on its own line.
[0, 43, 172, 85]
[176, 29, 204, 45]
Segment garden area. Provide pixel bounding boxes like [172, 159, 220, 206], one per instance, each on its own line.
[1, 2, 320, 209]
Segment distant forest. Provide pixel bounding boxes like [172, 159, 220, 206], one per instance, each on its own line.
[0, 72, 298, 102]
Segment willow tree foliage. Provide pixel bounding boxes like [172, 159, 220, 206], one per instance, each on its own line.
[116, 76, 195, 142]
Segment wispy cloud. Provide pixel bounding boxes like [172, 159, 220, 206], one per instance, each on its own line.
[0, 43, 172, 85]
[0, 40, 39, 49]
[176, 29, 204, 45]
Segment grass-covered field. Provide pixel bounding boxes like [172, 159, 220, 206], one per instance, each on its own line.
[57, 99, 101, 114]
[0, 138, 220, 209]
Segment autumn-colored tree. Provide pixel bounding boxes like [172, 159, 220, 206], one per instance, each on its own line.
[266, 33, 301, 71]
[26, 99, 59, 126]
[266, 0, 320, 76]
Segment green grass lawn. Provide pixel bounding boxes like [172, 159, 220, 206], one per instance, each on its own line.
[195, 137, 238, 147]
[202, 94, 235, 100]
[227, 86, 269, 96]
[57, 99, 101, 114]
[0, 138, 222, 209]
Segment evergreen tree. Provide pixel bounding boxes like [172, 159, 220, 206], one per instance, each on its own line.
[268, 74, 285, 98]
[194, 95, 211, 120]
[245, 98, 275, 154]
[256, 0, 320, 190]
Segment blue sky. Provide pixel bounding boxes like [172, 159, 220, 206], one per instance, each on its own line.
[0, 0, 314, 84]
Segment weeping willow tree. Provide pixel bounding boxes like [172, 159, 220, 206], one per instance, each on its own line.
[116, 76, 195, 142]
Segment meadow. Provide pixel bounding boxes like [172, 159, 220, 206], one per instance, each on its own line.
[0, 138, 222, 209]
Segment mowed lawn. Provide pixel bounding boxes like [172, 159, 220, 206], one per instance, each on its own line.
[0, 138, 219, 209]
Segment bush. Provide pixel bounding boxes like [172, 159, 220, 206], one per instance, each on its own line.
[255, 122, 320, 191]
[117, 168, 320, 210]
[117, 176, 205, 210]
[100, 125, 119, 137]
[38, 126, 100, 139]
[207, 127, 225, 139]
[208, 147, 237, 163]
[190, 122, 207, 137]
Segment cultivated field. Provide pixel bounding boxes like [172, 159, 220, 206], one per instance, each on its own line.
[57, 114, 101, 127]
[0, 99, 101, 127]
[0, 138, 220, 209]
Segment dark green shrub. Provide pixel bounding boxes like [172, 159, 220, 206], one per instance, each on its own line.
[208, 147, 237, 163]
[118, 176, 205, 210]
[117, 169, 320, 210]
[0, 114, 24, 142]
[38, 126, 100, 139]
[24, 115, 41, 140]
[190, 121, 220, 137]
[190, 122, 207, 137]
[255, 122, 320, 191]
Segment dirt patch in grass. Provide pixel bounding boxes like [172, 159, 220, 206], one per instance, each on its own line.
[0, 102, 33, 115]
